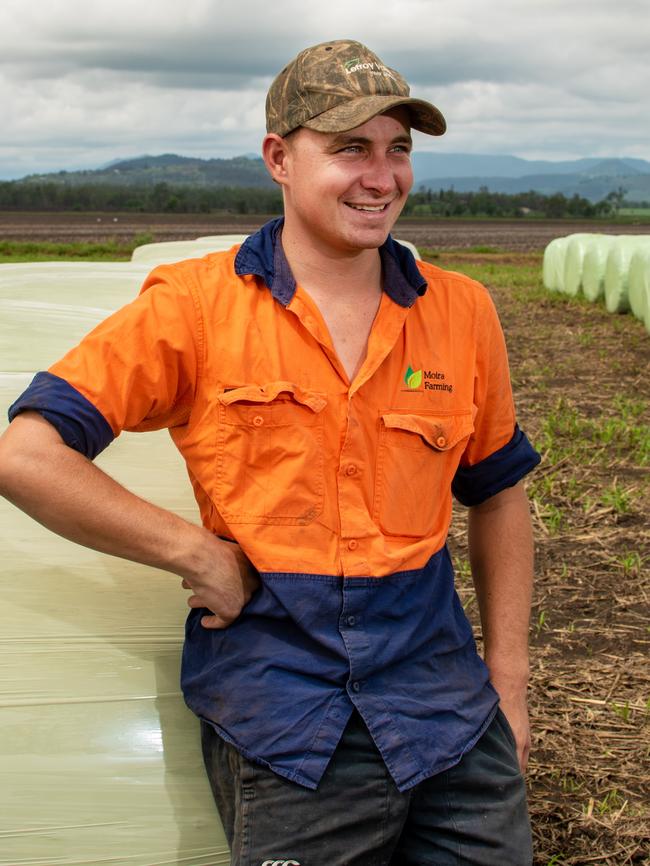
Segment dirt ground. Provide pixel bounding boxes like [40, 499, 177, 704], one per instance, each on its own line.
[1, 210, 650, 250]
[2, 213, 649, 864]
[429, 250, 649, 865]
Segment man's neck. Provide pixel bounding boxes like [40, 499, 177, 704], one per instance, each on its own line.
[281, 219, 383, 300]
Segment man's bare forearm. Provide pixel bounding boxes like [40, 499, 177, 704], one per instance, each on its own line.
[467, 480, 534, 768]
[0, 412, 257, 627]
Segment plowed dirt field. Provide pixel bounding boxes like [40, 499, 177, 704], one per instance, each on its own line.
[1, 211, 650, 250]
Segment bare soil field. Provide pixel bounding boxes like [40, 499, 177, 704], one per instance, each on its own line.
[436, 254, 649, 866]
[1, 211, 650, 251]
[2, 214, 648, 864]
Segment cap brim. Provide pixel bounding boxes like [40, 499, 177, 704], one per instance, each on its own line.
[301, 95, 446, 136]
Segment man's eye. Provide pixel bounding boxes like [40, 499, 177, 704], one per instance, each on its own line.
[340, 145, 363, 153]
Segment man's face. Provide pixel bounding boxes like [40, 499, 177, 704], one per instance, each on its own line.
[280, 107, 413, 255]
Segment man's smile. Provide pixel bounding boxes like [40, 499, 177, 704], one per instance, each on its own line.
[344, 202, 392, 212]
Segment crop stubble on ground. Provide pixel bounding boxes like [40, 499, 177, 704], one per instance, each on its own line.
[417, 243, 649, 864]
[2, 214, 649, 864]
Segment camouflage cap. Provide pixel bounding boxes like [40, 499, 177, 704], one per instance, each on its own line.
[266, 39, 446, 137]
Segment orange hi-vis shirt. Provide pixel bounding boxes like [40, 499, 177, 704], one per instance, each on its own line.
[9, 218, 540, 790]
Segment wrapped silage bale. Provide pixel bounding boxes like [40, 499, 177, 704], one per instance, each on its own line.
[0, 262, 230, 865]
[0, 261, 150, 306]
[131, 237, 248, 264]
[0, 263, 151, 372]
[582, 235, 616, 302]
[394, 238, 421, 260]
[563, 234, 608, 297]
[604, 237, 650, 314]
[543, 236, 570, 292]
[194, 234, 252, 245]
[627, 248, 650, 325]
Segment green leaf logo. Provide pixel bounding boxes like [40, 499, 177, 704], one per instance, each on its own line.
[408, 369, 423, 388]
[404, 366, 422, 389]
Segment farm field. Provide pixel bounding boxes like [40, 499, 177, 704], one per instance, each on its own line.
[2, 210, 650, 250]
[1, 216, 649, 865]
[432, 251, 650, 866]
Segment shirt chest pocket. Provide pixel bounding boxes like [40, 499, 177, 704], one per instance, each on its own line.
[374, 410, 474, 537]
[215, 381, 327, 525]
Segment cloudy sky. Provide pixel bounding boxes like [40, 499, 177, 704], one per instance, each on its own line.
[1, 0, 648, 179]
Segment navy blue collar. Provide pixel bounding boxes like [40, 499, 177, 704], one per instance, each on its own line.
[234, 217, 427, 308]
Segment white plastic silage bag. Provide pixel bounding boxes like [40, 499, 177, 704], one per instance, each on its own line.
[628, 247, 650, 325]
[131, 237, 247, 264]
[543, 236, 570, 292]
[582, 236, 616, 302]
[563, 234, 607, 297]
[604, 237, 650, 314]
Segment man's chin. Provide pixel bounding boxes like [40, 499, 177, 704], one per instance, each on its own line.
[343, 225, 394, 252]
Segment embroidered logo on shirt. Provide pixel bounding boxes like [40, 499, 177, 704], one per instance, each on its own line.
[404, 365, 423, 389]
[402, 367, 454, 393]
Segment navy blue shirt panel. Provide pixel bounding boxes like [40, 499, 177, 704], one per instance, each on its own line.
[182, 547, 498, 792]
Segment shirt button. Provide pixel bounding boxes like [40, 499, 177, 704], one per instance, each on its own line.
[436, 435, 447, 448]
[346, 615, 356, 627]
[345, 464, 357, 476]
[252, 415, 264, 427]
[351, 681, 361, 692]
[347, 539, 358, 550]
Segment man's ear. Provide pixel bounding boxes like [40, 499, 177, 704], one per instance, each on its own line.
[262, 133, 291, 186]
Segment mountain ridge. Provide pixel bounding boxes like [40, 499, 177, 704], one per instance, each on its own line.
[10, 152, 650, 202]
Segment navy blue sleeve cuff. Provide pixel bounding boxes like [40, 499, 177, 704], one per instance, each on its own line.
[8, 371, 115, 460]
[452, 425, 541, 507]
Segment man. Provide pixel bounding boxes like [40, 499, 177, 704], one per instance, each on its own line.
[0, 40, 539, 865]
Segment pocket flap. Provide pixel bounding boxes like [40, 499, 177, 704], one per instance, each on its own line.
[219, 381, 327, 413]
[381, 411, 474, 451]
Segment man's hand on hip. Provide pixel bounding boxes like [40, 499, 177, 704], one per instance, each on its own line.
[182, 536, 260, 629]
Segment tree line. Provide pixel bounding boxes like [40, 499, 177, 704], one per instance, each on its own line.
[0, 179, 631, 218]
[404, 187, 626, 218]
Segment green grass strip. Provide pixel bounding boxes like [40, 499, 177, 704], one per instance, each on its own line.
[0, 237, 153, 262]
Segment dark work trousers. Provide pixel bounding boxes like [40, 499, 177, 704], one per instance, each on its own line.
[200, 708, 533, 866]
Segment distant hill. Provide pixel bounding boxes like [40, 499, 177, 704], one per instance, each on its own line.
[413, 156, 650, 202]
[14, 152, 650, 202]
[21, 153, 274, 189]
[410, 153, 650, 180]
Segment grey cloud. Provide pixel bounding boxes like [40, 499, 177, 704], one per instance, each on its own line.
[0, 0, 648, 177]
[3, 1, 648, 95]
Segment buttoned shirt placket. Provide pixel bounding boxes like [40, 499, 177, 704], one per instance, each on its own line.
[286, 287, 412, 704]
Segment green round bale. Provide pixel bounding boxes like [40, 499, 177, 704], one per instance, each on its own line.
[628, 248, 650, 324]
[604, 237, 650, 314]
[563, 234, 606, 297]
[543, 236, 571, 292]
[582, 236, 616, 302]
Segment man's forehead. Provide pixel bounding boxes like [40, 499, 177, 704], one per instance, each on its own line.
[297, 108, 412, 147]
[348, 106, 412, 135]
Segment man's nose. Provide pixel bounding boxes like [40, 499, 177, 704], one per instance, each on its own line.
[360, 155, 397, 195]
